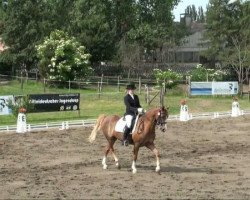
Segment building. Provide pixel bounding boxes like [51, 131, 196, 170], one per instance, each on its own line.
[137, 20, 208, 75]
[171, 21, 208, 72]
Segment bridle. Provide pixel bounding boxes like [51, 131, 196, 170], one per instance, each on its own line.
[156, 107, 168, 132]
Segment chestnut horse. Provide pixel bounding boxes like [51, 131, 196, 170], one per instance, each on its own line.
[89, 106, 168, 173]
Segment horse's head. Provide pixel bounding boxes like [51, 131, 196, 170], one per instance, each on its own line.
[156, 106, 169, 132]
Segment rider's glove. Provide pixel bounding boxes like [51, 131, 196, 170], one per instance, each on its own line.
[137, 107, 143, 114]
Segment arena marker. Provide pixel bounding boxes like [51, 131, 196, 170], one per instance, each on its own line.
[16, 112, 27, 133]
[231, 99, 241, 117]
[179, 99, 189, 121]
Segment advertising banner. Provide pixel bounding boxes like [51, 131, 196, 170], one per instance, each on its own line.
[0, 95, 14, 115]
[190, 82, 212, 95]
[212, 82, 238, 95]
[29, 93, 80, 112]
[191, 82, 238, 96]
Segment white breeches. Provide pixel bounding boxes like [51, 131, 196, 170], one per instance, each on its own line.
[125, 115, 133, 128]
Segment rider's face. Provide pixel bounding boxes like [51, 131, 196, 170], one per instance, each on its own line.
[128, 89, 134, 94]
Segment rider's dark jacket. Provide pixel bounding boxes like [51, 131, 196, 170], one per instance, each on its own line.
[124, 94, 141, 116]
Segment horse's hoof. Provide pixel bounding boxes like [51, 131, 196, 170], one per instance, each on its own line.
[132, 169, 137, 174]
[155, 167, 160, 173]
[116, 163, 121, 169]
[103, 165, 108, 169]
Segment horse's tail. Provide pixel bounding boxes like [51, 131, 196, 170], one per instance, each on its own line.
[89, 114, 106, 143]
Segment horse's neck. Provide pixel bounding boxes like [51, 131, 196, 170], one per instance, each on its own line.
[145, 108, 158, 122]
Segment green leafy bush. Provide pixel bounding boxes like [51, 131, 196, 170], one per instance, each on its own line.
[153, 68, 181, 89]
[189, 64, 227, 81]
[36, 30, 93, 82]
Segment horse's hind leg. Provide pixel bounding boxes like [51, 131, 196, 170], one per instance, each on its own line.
[109, 138, 120, 169]
[146, 143, 160, 173]
[102, 144, 110, 169]
[102, 138, 119, 169]
[110, 149, 120, 169]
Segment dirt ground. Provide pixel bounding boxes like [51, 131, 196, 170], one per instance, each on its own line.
[0, 115, 250, 199]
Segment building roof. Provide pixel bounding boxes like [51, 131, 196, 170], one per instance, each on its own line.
[177, 21, 208, 52]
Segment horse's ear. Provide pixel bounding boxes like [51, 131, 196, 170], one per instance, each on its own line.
[162, 106, 169, 110]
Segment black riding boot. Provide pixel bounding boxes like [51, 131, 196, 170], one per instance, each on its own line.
[122, 126, 130, 146]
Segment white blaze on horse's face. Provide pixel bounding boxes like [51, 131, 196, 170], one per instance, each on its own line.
[156, 108, 168, 132]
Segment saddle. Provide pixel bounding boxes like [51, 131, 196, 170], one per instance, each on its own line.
[115, 114, 143, 134]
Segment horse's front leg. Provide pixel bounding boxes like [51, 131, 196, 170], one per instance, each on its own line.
[132, 143, 140, 174]
[146, 143, 160, 173]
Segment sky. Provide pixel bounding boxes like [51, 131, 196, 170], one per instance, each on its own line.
[173, 0, 209, 21]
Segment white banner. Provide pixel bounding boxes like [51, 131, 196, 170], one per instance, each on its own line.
[212, 82, 238, 95]
[0, 95, 14, 115]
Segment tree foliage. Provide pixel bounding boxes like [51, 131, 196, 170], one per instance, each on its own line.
[36, 30, 92, 81]
[185, 5, 206, 22]
[0, 0, 73, 70]
[205, 0, 250, 89]
[0, 0, 188, 78]
[189, 64, 227, 81]
[126, 0, 180, 49]
[153, 68, 181, 89]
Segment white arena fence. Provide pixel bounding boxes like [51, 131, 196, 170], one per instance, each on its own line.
[1, 109, 250, 133]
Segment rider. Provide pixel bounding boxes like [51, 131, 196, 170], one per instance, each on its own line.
[122, 82, 143, 146]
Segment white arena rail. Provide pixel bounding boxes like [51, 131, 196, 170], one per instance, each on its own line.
[1, 109, 250, 133]
[0, 119, 96, 133]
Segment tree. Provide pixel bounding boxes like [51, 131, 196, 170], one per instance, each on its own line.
[0, 0, 73, 72]
[185, 5, 206, 22]
[205, 0, 250, 92]
[0, 0, 47, 70]
[118, 0, 181, 75]
[36, 30, 92, 81]
[70, 0, 117, 63]
[127, 0, 180, 50]
[197, 6, 205, 22]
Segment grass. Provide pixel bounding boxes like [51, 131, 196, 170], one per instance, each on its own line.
[0, 80, 250, 126]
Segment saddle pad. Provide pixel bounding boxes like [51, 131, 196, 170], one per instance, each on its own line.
[115, 117, 127, 133]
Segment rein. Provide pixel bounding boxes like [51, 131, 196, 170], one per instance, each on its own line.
[134, 107, 168, 134]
